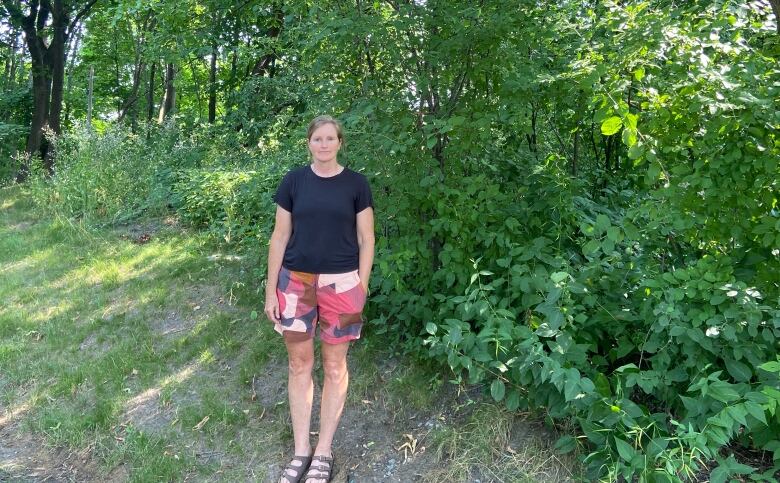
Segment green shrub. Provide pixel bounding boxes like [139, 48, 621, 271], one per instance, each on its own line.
[172, 166, 282, 247]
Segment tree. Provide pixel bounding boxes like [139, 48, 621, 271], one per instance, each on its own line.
[1, 0, 97, 180]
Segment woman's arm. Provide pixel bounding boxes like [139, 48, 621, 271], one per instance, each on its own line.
[356, 207, 375, 292]
[265, 206, 292, 322]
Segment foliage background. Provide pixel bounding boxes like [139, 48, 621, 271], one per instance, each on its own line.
[2, 0, 779, 480]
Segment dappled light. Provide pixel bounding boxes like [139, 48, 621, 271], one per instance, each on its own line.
[0, 399, 33, 429]
[121, 361, 200, 426]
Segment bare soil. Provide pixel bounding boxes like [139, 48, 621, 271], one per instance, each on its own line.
[0, 412, 127, 483]
[1, 353, 570, 483]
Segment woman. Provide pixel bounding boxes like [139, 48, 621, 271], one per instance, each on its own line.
[265, 115, 374, 483]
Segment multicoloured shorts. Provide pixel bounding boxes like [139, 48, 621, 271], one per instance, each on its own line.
[275, 267, 367, 344]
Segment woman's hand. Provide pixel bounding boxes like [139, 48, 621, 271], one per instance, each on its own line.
[264, 291, 281, 323]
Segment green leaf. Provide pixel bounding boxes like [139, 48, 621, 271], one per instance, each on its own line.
[594, 372, 611, 397]
[628, 142, 645, 160]
[601, 116, 623, 136]
[647, 162, 661, 181]
[633, 67, 645, 81]
[647, 437, 669, 459]
[551, 271, 569, 283]
[583, 239, 600, 254]
[623, 222, 640, 240]
[624, 113, 638, 130]
[744, 401, 767, 425]
[425, 322, 438, 335]
[505, 388, 520, 411]
[709, 466, 728, 483]
[595, 214, 611, 231]
[621, 127, 637, 147]
[449, 116, 466, 126]
[490, 379, 506, 402]
[726, 404, 748, 426]
[758, 360, 780, 373]
[724, 359, 752, 382]
[554, 435, 576, 454]
[250, 310, 258, 320]
[614, 437, 636, 462]
[711, 455, 755, 483]
[709, 380, 741, 403]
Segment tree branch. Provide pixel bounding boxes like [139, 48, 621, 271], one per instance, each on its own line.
[68, 0, 98, 36]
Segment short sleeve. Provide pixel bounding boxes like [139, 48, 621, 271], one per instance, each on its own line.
[273, 171, 294, 212]
[354, 174, 373, 213]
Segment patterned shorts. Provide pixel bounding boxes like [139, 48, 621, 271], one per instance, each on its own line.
[275, 267, 367, 344]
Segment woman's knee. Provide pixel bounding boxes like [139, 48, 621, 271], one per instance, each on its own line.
[288, 353, 314, 376]
[321, 357, 348, 382]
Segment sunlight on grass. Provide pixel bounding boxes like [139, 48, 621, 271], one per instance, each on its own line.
[0, 197, 17, 211]
[0, 397, 36, 429]
[123, 361, 200, 418]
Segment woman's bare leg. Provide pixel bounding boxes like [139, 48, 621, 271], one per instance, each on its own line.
[281, 335, 315, 483]
[312, 340, 350, 465]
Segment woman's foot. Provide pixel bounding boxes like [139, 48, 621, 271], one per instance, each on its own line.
[303, 454, 334, 483]
[279, 454, 313, 483]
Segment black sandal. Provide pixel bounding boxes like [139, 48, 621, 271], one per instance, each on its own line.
[278, 454, 313, 483]
[304, 454, 334, 483]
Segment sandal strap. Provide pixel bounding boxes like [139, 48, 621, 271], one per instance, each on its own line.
[304, 455, 333, 482]
[284, 455, 312, 470]
[280, 455, 312, 482]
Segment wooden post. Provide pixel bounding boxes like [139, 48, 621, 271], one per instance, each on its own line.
[87, 65, 94, 130]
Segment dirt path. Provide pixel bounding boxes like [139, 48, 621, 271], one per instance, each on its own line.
[1, 378, 571, 483]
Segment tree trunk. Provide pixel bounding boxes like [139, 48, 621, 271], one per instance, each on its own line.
[158, 63, 175, 123]
[250, 5, 284, 77]
[86, 65, 93, 130]
[572, 126, 579, 176]
[64, 27, 82, 126]
[8, 0, 51, 181]
[118, 60, 145, 123]
[147, 61, 156, 122]
[208, 43, 217, 124]
[187, 56, 203, 120]
[769, 0, 780, 34]
[3, 28, 19, 88]
[119, 13, 151, 126]
[525, 103, 538, 157]
[3, 0, 97, 181]
[43, 0, 68, 174]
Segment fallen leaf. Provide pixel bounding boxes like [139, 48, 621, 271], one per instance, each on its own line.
[192, 415, 210, 431]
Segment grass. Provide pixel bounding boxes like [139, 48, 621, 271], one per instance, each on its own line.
[425, 403, 578, 482]
[0, 185, 288, 481]
[0, 184, 576, 482]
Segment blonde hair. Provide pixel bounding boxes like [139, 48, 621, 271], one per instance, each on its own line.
[307, 115, 344, 142]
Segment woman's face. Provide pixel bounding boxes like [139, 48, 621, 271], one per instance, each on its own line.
[308, 123, 341, 164]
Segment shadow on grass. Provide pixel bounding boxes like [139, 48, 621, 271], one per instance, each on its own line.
[0, 186, 288, 481]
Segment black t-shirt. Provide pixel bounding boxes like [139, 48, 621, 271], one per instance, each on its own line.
[274, 165, 373, 273]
